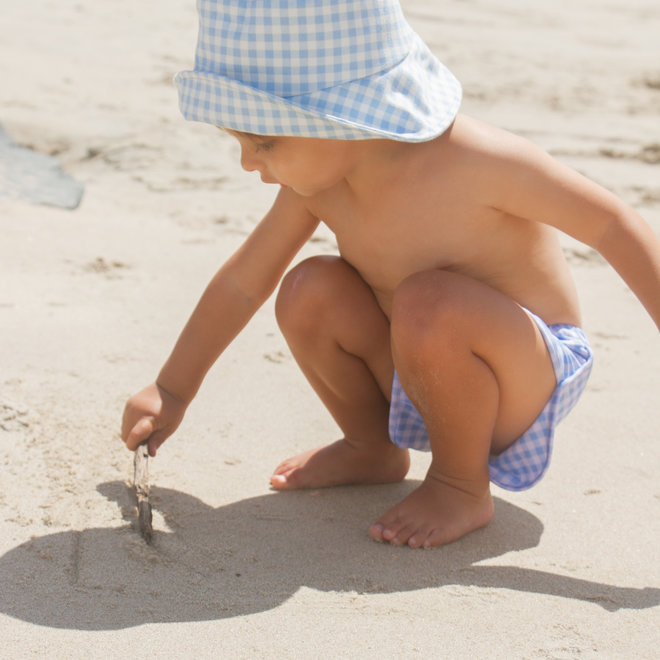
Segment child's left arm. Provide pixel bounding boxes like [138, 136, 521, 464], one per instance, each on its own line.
[491, 132, 660, 330]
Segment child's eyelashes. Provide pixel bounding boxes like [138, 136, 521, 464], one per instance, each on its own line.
[255, 140, 275, 153]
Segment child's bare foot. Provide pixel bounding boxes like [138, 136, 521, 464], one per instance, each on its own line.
[270, 438, 410, 490]
[369, 474, 494, 548]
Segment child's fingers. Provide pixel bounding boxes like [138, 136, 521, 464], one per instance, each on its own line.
[125, 417, 155, 451]
[147, 434, 164, 458]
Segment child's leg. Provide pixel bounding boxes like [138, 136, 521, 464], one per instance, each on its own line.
[271, 255, 409, 489]
[369, 269, 557, 548]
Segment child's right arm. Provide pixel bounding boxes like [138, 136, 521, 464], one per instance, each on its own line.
[121, 187, 320, 456]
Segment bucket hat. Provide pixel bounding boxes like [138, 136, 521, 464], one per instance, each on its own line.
[174, 0, 461, 141]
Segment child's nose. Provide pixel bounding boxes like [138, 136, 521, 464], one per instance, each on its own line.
[240, 148, 260, 173]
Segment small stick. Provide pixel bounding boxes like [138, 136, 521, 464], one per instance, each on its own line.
[133, 442, 153, 544]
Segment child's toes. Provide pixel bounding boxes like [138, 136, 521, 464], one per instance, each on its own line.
[389, 524, 418, 546]
[270, 468, 301, 489]
[407, 533, 424, 549]
[368, 522, 386, 542]
[270, 473, 289, 488]
[422, 527, 452, 548]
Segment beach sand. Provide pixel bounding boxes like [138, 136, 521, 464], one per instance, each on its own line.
[1, 0, 659, 657]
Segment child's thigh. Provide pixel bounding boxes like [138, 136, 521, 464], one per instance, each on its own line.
[390, 269, 557, 446]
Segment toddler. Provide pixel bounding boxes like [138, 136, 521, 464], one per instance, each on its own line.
[122, 0, 660, 548]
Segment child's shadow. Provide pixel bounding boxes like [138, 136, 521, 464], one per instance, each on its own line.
[0, 480, 657, 630]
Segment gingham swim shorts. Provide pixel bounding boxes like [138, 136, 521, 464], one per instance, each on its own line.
[388, 309, 593, 491]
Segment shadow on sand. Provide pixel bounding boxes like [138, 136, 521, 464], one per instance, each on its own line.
[0, 480, 657, 630]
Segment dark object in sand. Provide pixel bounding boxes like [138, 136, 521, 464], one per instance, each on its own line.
[133, 443, 153, 544]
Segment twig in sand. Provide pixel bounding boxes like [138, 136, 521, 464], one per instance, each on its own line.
[133, 442, 153, 544]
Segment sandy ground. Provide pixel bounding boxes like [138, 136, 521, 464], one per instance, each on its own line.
[1, 0, 659, 657]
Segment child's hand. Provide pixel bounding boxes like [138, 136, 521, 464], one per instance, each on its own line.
[121, 383, 187, 457]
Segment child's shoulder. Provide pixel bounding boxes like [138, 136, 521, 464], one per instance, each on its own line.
[444, 115, 539, 164]
[438, 114, 563, 201]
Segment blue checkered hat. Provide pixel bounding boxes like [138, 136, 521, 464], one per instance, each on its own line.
[174, 0, 462, 141]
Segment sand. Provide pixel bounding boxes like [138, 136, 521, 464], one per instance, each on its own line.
[1, 0, 659, 657]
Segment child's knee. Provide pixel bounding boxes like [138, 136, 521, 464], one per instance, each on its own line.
[275, 255, 346, 333]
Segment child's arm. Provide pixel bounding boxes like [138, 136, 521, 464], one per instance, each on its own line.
[122, 187, 320, 456]
[486, 129, 660, 330]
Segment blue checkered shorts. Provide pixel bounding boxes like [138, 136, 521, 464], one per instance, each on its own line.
[388, 310, 593, 491]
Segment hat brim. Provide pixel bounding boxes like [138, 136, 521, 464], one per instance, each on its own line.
[174, 34, 461, 142]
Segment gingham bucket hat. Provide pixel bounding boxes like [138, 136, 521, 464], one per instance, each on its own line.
[174, 0, 462, 141]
